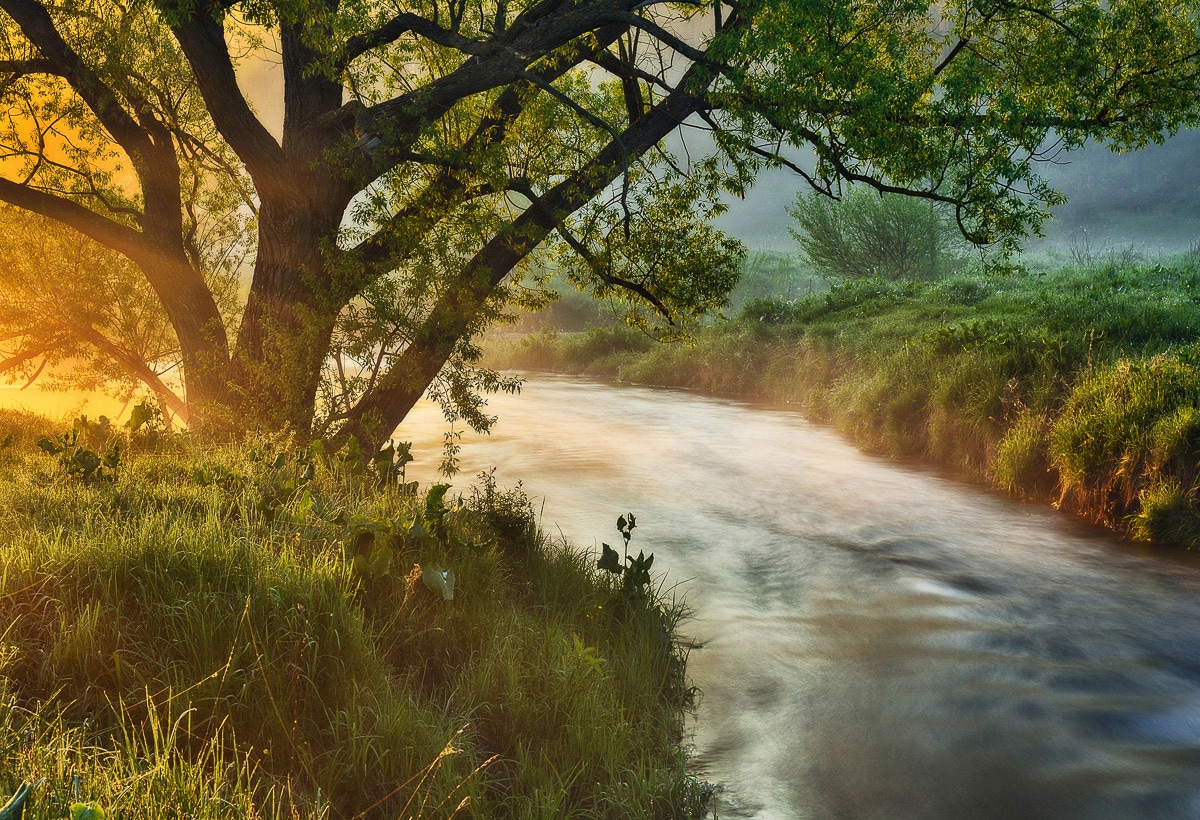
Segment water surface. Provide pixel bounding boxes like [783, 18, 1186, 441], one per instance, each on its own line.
[402, 375, 1200, 819]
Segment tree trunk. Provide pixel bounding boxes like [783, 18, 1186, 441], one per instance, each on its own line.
[334, 229, 532, 451]
[127, 246, 231, 434]
[229, 197, 342, 436]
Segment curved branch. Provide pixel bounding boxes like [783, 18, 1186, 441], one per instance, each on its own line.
[78, 325, 189, 424]
[170, 12, 287, 194]
[0, 57, 62, 76]
[509, 178, 673, 321]
[335, 63, 711, 447]
[342, 12, 486, 67]
[0, 178, 147, 258]
[0, 0, 158, 163]
[0, 338, 64, 378]
[613, 11, 720, 67]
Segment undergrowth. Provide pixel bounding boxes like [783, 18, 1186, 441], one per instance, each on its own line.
[0, 411, 709, 818]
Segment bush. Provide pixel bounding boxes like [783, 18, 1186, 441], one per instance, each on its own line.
[0, 437, 709, 818]
[789, 187, 965, 281]
[1051, 347, 1200, 524]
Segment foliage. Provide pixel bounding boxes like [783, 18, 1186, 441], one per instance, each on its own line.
[35, 427, 121, 484]
[1, 0, 1198, 440]
[1051, 347, 1200, 529]
[29, 403, 162, 483]
[491, 257, 1200, 545]
[789, 188, 966, 281]
[726, 251, 826, 311]
[0, 436, 708, 818]
[597, 512, 656, 598]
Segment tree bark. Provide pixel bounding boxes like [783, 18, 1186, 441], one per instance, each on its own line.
[229, 194, 344, 435]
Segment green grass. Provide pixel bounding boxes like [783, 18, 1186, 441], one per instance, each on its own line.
[0, 412, 709, 818]
[488, 258, 1200, 547]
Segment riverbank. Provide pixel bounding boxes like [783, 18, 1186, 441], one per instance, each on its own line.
[488, 260, 1200, 546]
[0, 410, 708, 818]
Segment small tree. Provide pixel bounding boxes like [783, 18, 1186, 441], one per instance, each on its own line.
[789, 189, 964, 281]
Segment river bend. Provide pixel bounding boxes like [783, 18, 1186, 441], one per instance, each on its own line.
[402, 375, 1200, 819]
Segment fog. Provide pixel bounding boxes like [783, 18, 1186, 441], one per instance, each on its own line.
[714, 129, 1200, 255]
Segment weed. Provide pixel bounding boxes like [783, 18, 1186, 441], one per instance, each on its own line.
[0, 440, 707, 818]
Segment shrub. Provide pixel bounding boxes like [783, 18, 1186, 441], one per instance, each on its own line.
[789, 187, 965, 281]
[1051, 347, 1200, 524]
[0, 441, 709, 818]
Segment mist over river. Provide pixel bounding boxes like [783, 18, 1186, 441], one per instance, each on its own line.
[401, 374, 1200, 818]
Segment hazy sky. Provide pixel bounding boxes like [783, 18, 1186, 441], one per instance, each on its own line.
[230, 37, 1200, 256]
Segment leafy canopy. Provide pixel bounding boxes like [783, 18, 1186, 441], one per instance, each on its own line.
[0, 0, 1196, 440]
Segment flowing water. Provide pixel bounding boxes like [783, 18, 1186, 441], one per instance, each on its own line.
[401, 374, 1200, 819]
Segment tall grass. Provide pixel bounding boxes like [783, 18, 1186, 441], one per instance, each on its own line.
[488, 258, 1200, 547]
[0, 422, 709, 818]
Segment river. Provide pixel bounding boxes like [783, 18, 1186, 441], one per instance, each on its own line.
[401, 374, 1200, 819]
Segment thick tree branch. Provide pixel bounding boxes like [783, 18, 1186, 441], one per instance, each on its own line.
[354, 7, 640, 159]
[337, 26, 627, 297]
[342, 12, 486, 67]
[0, 178, 147, 258]
[0, 56, 61, 76]
[0, 0, 159, 164]
[335, 64, 711, 446]
[78, 325, 189, 424]
[613, 11, 719, 67]
[170, 12, 287, 194]
[509, 178, 673, 321]
[0, 338, 63, 377]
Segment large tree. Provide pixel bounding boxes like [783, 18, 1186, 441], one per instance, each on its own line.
[0, 0, 1197, 444]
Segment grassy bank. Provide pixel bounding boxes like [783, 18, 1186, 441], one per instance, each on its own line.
[488, 260, 1200, 546]
[0, 411, 708, 818]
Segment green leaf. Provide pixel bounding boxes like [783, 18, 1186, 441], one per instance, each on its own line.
[373, 441, 395, 478]
[395, 441, 414, 467]
[271, 452, 288, 470]
[421, 565, 456, 600]
[342, 436, 365, 474]
[368, 545, 394, 577]
[125, 401, 155, 432]
[572, 634, 607, 676]
[0, 779, 41, 820]
[424, 483, 451, 516]
[70, 803, 106, 820]
[597, 543, 622, 574]
[35, 437, 61, 455]
[72, 448, 101, 477]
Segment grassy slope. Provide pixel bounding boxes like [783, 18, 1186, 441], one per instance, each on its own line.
[0, 412, 708, 819]
[488, 260, 1200, 545]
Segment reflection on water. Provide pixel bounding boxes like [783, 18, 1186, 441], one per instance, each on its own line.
[400, 375, 1200, 819]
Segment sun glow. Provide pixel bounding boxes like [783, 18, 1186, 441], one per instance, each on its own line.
[0, 384, 125, 421]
